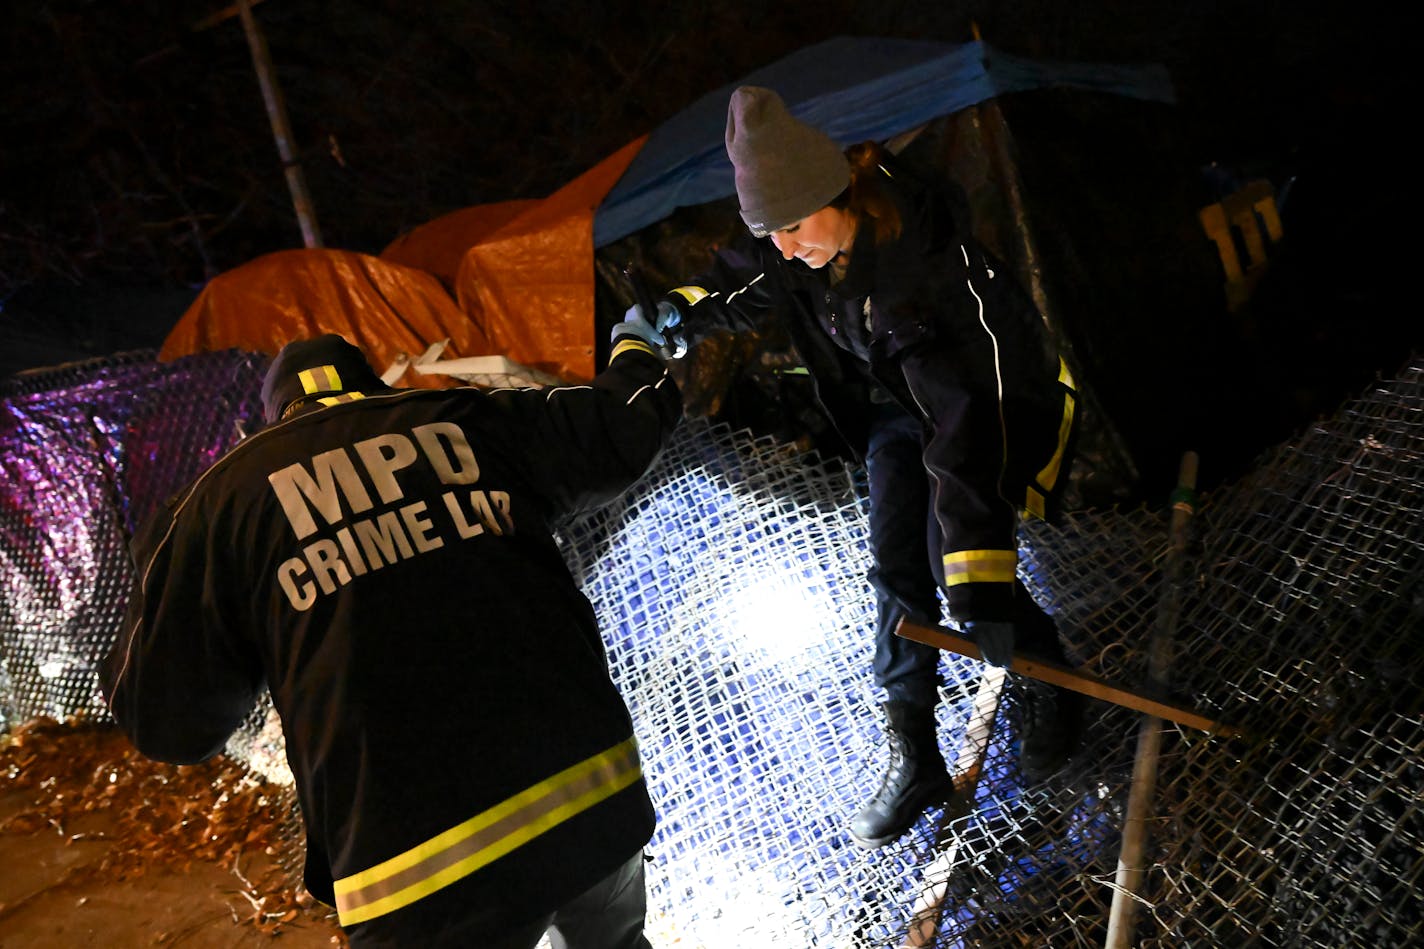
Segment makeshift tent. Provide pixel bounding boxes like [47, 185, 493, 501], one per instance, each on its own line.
[162, 137, 645, 385]
[592, 35, 1173, 248]
[159, 249, 489, 390]
[159, 36, 1174, 388]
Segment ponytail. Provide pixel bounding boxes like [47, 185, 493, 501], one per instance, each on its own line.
[829, 141, 903, 245]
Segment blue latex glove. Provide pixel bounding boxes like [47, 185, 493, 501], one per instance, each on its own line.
[651, 300, 681, 333]
[616, 303, 688, 358]
[648, 301, 688, 359]
[611, 305, 668, 353]
[963, 620, 1016, 669]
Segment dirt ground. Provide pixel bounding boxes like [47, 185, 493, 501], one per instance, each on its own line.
[0, 718, 347, 948]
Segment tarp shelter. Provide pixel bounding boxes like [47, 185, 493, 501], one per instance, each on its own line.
[161, 137, 646, 386]
[159, 36, 1174, 386]
[159, 249, 490, 391]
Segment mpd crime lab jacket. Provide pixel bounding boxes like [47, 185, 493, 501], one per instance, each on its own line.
[102, 344, 681, 941]
[664, 155, 1077, 625]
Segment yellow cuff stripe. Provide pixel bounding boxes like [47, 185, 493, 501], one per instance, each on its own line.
[943, 549, 1018, 587]
[670, 285, 709, 306]
[611, 338, 656, 360]
[333, 737, 642, 926]
[299, 365, 343, 394]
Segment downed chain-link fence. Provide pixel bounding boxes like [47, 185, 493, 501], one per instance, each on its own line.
[2, 349, 1420, 946]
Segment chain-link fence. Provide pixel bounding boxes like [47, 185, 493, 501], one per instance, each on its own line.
[2, 349, 1420, 946]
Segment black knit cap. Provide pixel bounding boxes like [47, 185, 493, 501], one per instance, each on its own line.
[260, 334, 391, 424]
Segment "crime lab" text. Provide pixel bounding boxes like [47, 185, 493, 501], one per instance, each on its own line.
[266, 422, 516, 611]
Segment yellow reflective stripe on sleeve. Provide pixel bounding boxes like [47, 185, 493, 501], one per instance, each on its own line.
[299, 365, 343, 394]
[943, 549, 1018, 587]
[1025, 486, 1046, 520]
[1032, 358, 1077, 502]
[333, 737, 643, 926]
[316, 392, 366, 408]
[669, 285, 709, 306]
[611, 338, 656, 360]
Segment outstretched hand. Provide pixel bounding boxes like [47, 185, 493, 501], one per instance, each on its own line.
[613, 303, 686, 359]
[652, 301, 687, 358]
[611, 305, 666, 349]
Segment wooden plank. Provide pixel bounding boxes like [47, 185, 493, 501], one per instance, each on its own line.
[900, 666, 1006, 948]
[894, 617, 1239, 738]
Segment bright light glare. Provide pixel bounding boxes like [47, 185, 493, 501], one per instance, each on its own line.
[725, 573, 835, 664]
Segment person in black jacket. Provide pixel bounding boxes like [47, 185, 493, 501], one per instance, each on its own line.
[641, 86, 1083, 849]
[102, 326, 681, 948]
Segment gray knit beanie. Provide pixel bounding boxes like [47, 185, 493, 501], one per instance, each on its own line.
[725, 86, 850, 238]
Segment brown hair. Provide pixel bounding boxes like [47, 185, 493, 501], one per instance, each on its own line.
[828, 141, 903, 245]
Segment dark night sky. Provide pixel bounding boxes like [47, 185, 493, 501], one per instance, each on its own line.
[0, 1, 1412, 390]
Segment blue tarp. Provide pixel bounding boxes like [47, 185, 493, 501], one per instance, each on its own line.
[593, 36, 1175, 247]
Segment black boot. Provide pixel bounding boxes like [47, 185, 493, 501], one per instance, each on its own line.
[850, 701, 954, 849]
[1017, 679, 1083, 781]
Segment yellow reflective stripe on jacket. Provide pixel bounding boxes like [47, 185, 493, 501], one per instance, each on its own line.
[943, 549, 1018, 587]
[316, 392, 366, 408]
[669, 285, 709, 306]
[1027, 358, 1077, 519]
[611, 337, 656, 361]
[1025, 486, 1047, 520]
[299, 364, 344, 394]
[333, 736, 643, 926]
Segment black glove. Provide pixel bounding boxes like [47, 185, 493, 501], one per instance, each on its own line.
[964, 620, 1015, 669]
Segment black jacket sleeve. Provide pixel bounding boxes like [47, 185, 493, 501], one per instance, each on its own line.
[661, 234, 780, 343]
[490, 345, 682, 522]
[102, 486, 265, 764]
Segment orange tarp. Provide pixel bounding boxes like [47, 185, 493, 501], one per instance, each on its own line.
[158, 249, 488, 389]
[379, 199, 538, 290]
[443, 134, 646, 383]
[162, 136, 648, 385]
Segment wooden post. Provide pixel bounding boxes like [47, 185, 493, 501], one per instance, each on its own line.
[1104, 451, 1199, 948]
[235, 0, 324, 248]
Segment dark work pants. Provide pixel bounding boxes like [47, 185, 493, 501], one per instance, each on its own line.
[865, 403, 1063, 709]
[866, 404, 945, 708]
[353, 851, 651, 949]
[486, 851, 651, 949]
